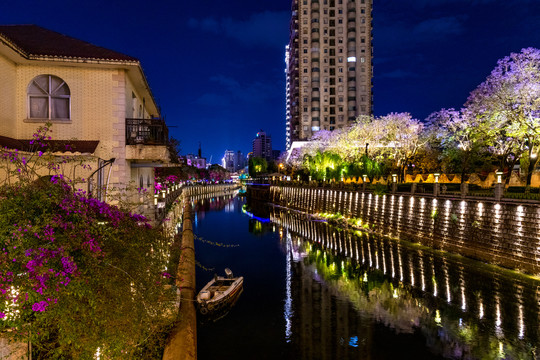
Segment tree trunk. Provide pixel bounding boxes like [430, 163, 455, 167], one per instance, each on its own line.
[526, 155, 538, 186]
[505, 156, 520, 186]
[460, 151, 470, 184]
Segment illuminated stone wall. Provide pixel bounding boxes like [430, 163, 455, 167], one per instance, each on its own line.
[0, 338, 26, 359]
[269, 186, 540, 275]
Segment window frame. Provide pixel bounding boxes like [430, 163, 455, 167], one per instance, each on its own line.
[26, 74, 71, 122]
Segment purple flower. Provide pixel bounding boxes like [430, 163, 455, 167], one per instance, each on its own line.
[32, 301, 48, 312]
[61, 257, 77, 274]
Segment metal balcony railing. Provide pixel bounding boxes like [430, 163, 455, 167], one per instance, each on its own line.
[126, 118, 169, 146]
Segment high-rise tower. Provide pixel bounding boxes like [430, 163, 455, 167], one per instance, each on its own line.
[252, 131, 273, 162]
[286, 0, 373, 149]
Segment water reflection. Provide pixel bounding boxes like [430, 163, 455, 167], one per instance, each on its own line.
[271, 208, 540, 360]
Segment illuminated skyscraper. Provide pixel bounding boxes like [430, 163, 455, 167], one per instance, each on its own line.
[252, 131, 273, 162]
[286, 0, 373, 149]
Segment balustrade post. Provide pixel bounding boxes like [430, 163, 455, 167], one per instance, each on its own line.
[494, 171, 503, 201]
[460, 183, 468, 199]
[362, 175, 367, 192]
[434, 173, 440, 197]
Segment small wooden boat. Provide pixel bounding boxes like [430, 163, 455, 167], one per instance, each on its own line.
[197, 268, 243, 315]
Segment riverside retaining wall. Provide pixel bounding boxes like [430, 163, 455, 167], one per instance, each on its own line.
[163, 184, 238, 360]
[269, 186, 540, 276]
[163, 196, 197, 360]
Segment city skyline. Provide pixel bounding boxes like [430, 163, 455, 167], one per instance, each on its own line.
[1, 0, 539, 163]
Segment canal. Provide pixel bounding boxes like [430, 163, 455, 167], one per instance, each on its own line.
[193, 193, 540, 360]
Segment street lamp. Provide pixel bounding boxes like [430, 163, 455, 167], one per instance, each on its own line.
[363, 174, 368, 183]
[496, 171, 503, 184]
[434, 173, 440, 183]
[392, 174, 397, 183]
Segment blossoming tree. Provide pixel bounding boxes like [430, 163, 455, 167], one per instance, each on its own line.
[465, 47, 540, 185]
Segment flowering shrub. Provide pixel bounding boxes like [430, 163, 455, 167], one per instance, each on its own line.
[0, 126, 176, 358]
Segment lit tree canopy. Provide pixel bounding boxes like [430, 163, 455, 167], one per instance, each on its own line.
[465, 47, 540, 185]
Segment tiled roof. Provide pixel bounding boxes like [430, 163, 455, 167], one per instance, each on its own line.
[0, 24, 138, 62]
[0, 135, 99, 154]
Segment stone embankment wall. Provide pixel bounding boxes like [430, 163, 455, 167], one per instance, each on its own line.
[0, 338, 26, 359]
[163, 183, 237, 360]
[269, 186, 540, 275]
[163, 196, 196, 360]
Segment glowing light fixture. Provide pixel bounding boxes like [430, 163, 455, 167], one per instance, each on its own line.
[392, 174, 397, 183]
[496, 171, 503, 184]
[434, 173, 440, 183]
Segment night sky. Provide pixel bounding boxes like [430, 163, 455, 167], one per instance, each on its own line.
[2, 0, 540, 164]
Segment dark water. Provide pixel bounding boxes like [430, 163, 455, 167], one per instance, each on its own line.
[193, 194, 540, 360]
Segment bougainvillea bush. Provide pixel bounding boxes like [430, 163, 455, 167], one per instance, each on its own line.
[0, 128, 176, 358]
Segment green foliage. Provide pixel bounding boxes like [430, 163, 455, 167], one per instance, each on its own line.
[0, 181, 177, 359]
[373, 184, 388, 195]
[248, 157, 268, 177]
[303, 150, 347, 181]
[0, 125, 177, 358]
[167, 136, 181, 163]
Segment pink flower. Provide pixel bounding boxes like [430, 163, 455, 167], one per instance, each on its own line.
[32, 301, 48, 312]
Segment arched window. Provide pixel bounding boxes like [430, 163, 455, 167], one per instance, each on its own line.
[139, 175, 144, 189]
[28, 75, 70, 120]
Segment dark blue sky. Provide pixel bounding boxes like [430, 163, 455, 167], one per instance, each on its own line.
[2, 0, 540, 163]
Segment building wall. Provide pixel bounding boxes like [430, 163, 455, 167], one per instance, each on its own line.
[110, 70, 127, 188]
[15, 64, 116, 144]
[287, 0, 373, 141]
[270, 186, 540, 275]
[5, 64, 162, 190]
[0, 54, 17, 137]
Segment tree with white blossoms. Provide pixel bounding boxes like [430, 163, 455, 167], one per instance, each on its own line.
[347, 114, 385, 160]
[425, 108, 492, 183]
[465, 47, 540, 186]
[375, 112, 427, 182]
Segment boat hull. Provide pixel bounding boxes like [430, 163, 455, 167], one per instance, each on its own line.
[197, 276, 244, 315]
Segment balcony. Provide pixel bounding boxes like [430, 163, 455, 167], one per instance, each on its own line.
[126, 118, 169, 146]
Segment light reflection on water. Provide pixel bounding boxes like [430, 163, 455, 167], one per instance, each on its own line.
[195, 195, 540, 360]
[272, 207, 540, 360]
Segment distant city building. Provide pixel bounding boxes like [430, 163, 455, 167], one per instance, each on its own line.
[222, 150, 236, 173]
[222, 150, 246, 172]
[235, 150, 246, 171]
[252, 131, 273, 162]
[285, 0, 373, 149]
[272, 150, 282, 161]
[185, 154, 206, 169]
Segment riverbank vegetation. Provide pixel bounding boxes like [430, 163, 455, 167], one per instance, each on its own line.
[0, 125, 177, 359]
[283, 48, 540, 187]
